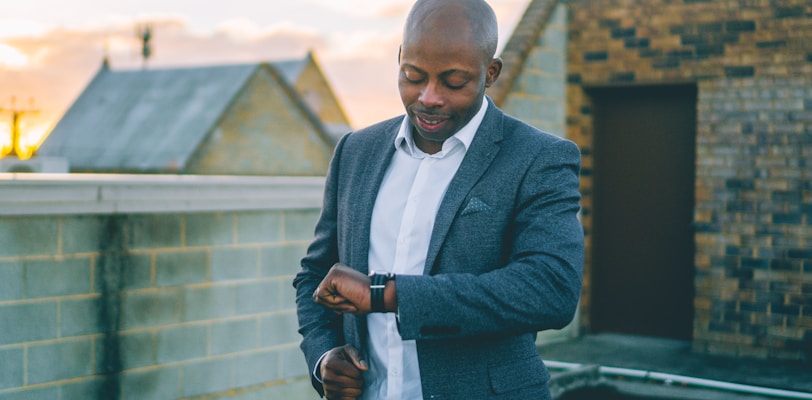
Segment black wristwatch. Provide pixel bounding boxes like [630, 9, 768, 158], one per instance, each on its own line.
[369, 272, 396, 313]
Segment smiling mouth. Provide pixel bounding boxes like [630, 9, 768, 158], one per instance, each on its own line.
[415, 114, 449, 131]
[419, 116, 444, 125]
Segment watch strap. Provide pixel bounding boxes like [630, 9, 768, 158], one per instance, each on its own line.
[370, 272, 394, 313]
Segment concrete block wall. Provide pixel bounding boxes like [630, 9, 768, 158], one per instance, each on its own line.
[501, 2, 568, 137]
[558, 0, 812, 359]
[0, 175, 323, 400]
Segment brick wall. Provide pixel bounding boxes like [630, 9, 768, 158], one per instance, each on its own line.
[694, 75, 812, 359]
[295, 55, 352, 128]
[185, 66, 334, 176]
[560, 0, 812, 359]
[0, 175, 323, 399]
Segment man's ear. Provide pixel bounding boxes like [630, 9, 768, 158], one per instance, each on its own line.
[485, 57, 503, 87]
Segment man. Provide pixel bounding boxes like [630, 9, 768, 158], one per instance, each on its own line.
[293, 0, 583, 398]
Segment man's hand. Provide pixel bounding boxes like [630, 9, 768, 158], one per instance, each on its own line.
[320, 344, 368, 400]
[313, 263, 372, 314]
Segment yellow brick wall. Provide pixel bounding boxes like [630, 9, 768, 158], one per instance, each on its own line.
[186, 68, 333, 176]
[562, 0, 812, 359]
[294, 57, 352, 127]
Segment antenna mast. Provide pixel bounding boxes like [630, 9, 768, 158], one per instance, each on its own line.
[135, 23, 153, 68]
[0, 97, 39, 159]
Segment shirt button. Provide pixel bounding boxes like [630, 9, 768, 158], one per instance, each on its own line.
[392, 368, 401, 376]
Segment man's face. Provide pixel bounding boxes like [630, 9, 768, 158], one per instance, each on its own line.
[398, 23, 498, 151]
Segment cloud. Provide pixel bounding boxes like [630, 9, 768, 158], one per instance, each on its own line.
[215, 19, 321, 42]
[318, 30, 404, 127]
[0, 19, 50, 39]
[0, 30, 112, 144]
[314, 0, 412, 19]
[375, 2, 414, 19]
[322, 29, 401, 60]
[0, 43, 30, 68]
[0, 0, 533, 142]
[324, 55, 403, 127]
[0, 15, 396, 137]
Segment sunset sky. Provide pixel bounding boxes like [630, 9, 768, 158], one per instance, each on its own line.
[0, 0, 530, 152]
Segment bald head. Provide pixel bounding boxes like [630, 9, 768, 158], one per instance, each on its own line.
[404, 0, 499, 60]
[397, 0, 503, 153]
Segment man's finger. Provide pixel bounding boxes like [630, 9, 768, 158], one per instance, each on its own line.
[343, 345, 368, 371]
[314, 287, 337, 302]
[314, 290, 354, 309]
[324, 386, 363, 400]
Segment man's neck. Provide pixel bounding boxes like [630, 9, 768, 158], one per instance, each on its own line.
[413, 135, 444, 155]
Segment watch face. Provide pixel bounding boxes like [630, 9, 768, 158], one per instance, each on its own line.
[369, 271, 395, 281]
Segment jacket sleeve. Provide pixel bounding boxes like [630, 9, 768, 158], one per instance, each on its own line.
[395, 138, 584, 341]
[292, 133, 349, 395]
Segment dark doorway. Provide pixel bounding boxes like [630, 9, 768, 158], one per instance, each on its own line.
[589, 84, 697, 340]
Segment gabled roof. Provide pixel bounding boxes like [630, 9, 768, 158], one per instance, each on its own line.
[38, 55, 333, 172]
[488, 0, 560, 106]
[38, 63, 256, 171]
[273, 57, 308, 84]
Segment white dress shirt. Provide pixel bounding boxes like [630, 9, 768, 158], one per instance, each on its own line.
[362, 99, 488, 400]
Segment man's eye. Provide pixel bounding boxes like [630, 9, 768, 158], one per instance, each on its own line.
[445, 80, 467, 90]
[403, 70, 424, 83]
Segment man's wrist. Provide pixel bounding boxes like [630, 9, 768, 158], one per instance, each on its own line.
[313, 351, 329, 383]
[383, 279, 397, 313]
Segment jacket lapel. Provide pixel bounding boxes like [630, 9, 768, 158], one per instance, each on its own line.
[423, 100, 504, 275]
[351, 123, 398, 275]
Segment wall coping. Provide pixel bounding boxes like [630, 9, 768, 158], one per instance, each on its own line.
[0, 173, 325, 216]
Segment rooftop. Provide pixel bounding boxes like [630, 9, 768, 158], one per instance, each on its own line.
[541, 334, 812, 399]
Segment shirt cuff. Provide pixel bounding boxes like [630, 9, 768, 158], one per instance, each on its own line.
[313, 351, 330, 383]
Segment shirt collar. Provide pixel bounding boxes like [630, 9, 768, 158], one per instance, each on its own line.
[394, 97, 489, 157]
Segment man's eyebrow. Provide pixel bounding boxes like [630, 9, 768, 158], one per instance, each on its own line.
[401, 63, 426, 74]
[401, 63, 471, 78]
[440, 69, 472, 78]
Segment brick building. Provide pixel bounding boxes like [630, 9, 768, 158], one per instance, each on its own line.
[38, 52, 350, 176]
[489, 0, 811, 360]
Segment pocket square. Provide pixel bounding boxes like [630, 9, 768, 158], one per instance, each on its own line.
[461, 197, 491, 215]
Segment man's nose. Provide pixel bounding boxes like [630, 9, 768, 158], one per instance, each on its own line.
[419, 81, 444, 108]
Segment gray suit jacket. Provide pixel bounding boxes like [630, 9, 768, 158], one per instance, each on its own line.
[294, 99, 584, 399]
